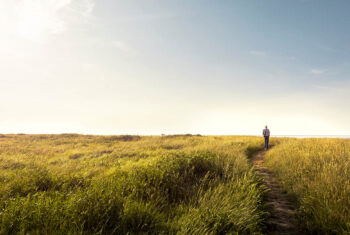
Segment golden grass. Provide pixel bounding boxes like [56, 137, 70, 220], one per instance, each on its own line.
[0, 134, 266, 234]
[265, 138, 350, 233]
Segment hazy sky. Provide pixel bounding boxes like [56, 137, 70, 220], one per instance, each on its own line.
[1, 0, 350, 135]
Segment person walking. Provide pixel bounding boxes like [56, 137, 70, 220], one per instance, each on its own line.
[263, 125, 270, 150]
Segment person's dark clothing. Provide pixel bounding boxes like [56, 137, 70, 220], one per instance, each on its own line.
[263, 128, 270, 150]
[264, 136, 269, 150]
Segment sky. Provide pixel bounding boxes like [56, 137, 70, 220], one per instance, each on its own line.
[1, 0, 350, 136]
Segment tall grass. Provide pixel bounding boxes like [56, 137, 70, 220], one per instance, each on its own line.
[265, 138, 350, 233]
[0, 134, 266, 234]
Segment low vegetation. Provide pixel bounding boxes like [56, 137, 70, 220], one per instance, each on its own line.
[0, 134, 266, 234]
[2, 134, 349, 234]
[265, 138, 350, 233]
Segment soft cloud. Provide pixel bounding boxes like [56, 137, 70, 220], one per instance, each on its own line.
[4, 0, 95, 42]
[249, 50, 266, 56]
[310, 69, 327, 75]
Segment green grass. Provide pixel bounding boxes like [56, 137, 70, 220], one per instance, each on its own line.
[4, 134, 348, 234]
[0, 134, 266, 234]
[265, 138, 350, 234]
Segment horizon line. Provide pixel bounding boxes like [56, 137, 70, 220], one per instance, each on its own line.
[1, 133, 350, 138]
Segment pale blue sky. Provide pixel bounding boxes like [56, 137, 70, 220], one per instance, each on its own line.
[1, 0, 350, 135]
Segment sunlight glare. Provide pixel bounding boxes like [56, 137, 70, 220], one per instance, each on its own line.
[16, 0, 71, 42]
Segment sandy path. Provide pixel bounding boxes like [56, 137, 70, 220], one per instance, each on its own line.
[252, 151, 298, 234]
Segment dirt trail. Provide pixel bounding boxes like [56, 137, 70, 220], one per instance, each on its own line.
[252, 151, 298, 235]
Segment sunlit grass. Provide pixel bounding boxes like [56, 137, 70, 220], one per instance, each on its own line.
[0, 134, 266, 234]
[265, 138, 350, 233]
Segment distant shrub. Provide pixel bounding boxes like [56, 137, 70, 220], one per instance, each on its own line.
[58, 133, 80, 138]
[101, 135, 141, 142]
[163, 134, 202, 138]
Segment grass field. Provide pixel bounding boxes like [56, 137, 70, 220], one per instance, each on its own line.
[0, 134, 349, 234]
[265, 138, 350, 233]
[0, 134, 266, 234]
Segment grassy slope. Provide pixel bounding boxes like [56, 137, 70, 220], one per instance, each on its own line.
[0, 134, 266, 234]
[265, 138, 350, 233]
